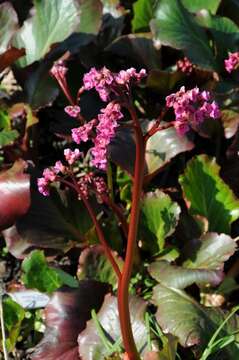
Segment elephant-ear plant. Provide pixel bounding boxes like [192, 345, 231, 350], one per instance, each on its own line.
[37, 61, 220, 359]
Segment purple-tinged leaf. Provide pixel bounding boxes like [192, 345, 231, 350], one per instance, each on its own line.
[0, 2, 19, 54]
[0, 160, 30, 231]
[109, 121, 194, 178]
[78, 294, 152, 359]
[32, 281, 110, 360]
[152, 284, 239, 357]
[148, 260, 223, 289]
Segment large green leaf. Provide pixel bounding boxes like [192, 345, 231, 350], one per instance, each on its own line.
[184, 233, 236, 270]
[0, 2, 18, 54]
[13, 0, 80, 67]
[22, 250, 78, 293]
[148, 260, 223, 289]
[0, 129, 19, 147]
[152, 284, 239, 357]
[140, 190, 181, 251]
[77, 0, 103, 34]
[150, 0, 216, 70]
[78, 295, 151, 359]
[179, 155, 239, 234]
[181, 0, 221, 14]
[132, 0, 159, 32]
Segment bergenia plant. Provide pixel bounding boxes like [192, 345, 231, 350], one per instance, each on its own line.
[37, 62, 220, 359]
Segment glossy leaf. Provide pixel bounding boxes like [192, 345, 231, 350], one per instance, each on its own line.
[2, 297, 25, 352]
[78, 294, 150, 359]
[150, 0, 216, 70]
[78, 245, 122, 288]
[179, 155, 239, 233]
[22, 250, 78, 293]
[152, 284, 239, 357]
[181, 0, 221, 14]
[109, 121, 194, 177]
[106, 33, 161, 70]
[0, 160, 30, 231]
[32, 281, 109, 360]
[77, 0, 103, 34]
[148, 260, 223, 289]
[13, 0, 80, 67]
[184, 233, 236, 270]
[0, 2, 18, 54]
[140, 190, 181, 251]
[132, 0, 159, 32]
[221, 109, 239, 139]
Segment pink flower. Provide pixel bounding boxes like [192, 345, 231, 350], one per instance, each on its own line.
[177, 57, 194, 74]
[50, 61, 68, 79]
[72, 119, 96, 144]
[225, 52, 239, 73]
[64, 105, 81, 118]
[43, 168, 56, 182]
[90, 102, 123, 170]
[166, 86, 220, 135]
[64, 148, 81, 165]
[83, 67, 147, 101]
[37, 177, 50, 196]
[53, 161, 65, 174]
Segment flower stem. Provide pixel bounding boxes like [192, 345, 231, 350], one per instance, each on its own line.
[59, 178, 121, 279]
[117, 104, 145, 360]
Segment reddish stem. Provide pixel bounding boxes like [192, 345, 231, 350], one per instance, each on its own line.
[59, 178, 121, 279]
[117, 104, 145, 360]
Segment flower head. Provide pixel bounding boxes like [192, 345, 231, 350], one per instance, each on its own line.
[225, 52, 239, 73]
[64, 148, 82, 165]
[177, 57, 194, 74]
[166, 86, 220, 136]
[64, 105, 81, 118]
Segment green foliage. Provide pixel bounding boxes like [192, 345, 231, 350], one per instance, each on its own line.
[13, 0, 80, 67]
[0, 2, 18, 54]
[2, 297, 25, 351]
[22, 250, 78, 293]
[179, 155, 239, 233]
[150, 0, 217, 70]
[140, 190, 181, 251]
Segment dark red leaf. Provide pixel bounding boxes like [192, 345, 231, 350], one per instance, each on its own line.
[32, 281, 110, 360]
[0, 47, 25, 72]
[0, 160, 30, 231]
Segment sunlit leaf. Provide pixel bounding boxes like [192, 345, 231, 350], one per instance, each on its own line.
[140, 190, 181, 251]
[0, 2, 18, 54]
[150, 0, 216, 70]
[181, 0, 221, 14]
[179, 155, 239, 233]
[13, 0, 80, 67]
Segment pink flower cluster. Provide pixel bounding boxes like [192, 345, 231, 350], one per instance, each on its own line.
[72, 119, 97, 144]
[65, 105, 81, 118]
[225, 52, 239, 73]
[166, 86, 220, 135]
[92, 102, 123, 169]
[72, 102, 123, 170]
[83, 66, 146, 101]
[37, 149, 81, 196]
[77, 173, 108, 199]
[50, 61, 68, 79]
[177, 57, 194, 74]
